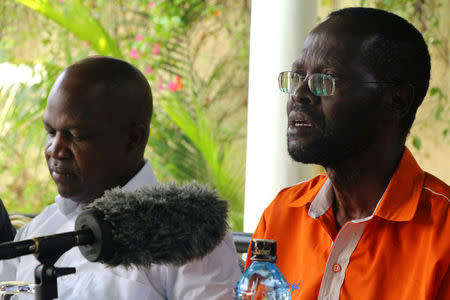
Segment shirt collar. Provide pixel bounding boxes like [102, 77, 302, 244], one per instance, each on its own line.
[287, 174, 328, 208]
[308, 178, 334, 218]
[56, 159, 158, 216]
[289, 147, 424, 222]
[372, 147, 424, 221]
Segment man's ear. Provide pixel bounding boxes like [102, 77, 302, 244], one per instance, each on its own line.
[391, 84, 414, 118]
[127, 124, 147, 151]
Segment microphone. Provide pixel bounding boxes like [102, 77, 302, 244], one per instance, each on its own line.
[0, 182, 229, 268]
[0, 229, 95, 260]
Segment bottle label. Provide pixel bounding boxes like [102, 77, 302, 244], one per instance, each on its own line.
[254, 244, 271, 256]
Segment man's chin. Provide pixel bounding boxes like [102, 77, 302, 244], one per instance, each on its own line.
[57, 187, 88, 203]
[288, 149, 327, 165]
[287, 142, 336, 166]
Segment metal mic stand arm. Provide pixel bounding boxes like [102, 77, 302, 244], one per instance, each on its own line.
[33, 245, 77, 300]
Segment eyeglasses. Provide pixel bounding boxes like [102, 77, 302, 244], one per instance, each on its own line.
[278, 72, 335, 96]
[278, 71, 393, 97]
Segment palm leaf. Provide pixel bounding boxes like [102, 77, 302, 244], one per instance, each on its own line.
[161, 94, 244, 229]
[15, 0, 122, 58]
[0, 62, 61, 150]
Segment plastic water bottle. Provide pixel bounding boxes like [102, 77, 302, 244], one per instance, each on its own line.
[234, 239, 291, 299]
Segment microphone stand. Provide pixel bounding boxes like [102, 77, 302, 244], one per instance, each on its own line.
[33, 245, 76, 300]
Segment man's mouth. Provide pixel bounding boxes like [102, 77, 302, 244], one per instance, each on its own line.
[50, 168, 74, 181]
[293, 120, 314, 128]
[289, 111, 316, 129]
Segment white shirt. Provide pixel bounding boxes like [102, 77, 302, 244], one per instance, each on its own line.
[0, 161, 241, 299]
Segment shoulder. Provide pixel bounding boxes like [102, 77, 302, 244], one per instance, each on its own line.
[422, 173, 450, 204]
[420, 173, 449, 218]
[0, 198, 15, 243]
[266, 173, 328, 212]
[412, 173, 450, 239]
[15, 203, 59, 240]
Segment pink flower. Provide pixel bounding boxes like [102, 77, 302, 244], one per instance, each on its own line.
[129, 48, 141, 59]
[59, 0, 64, 3]
[145, 67, 153, 74]
[149, 2, 156, 8]
[152, 43, 161, 55]
[136, 35, 143, 41]
[168, 81, 178, 92]
[158, 83, 164, 91]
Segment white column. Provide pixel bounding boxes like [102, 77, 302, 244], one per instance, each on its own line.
[244, 1, 318, 233]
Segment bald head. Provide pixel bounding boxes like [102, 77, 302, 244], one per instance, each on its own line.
[316, 8, 430, 141]
[44, 56, 153, 203]
[62, 56, 153, 129]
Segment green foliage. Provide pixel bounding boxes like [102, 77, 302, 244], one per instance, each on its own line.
[160, 94, 244, 228]
[16, 0, 122, 58]
[0, 0, 249, 230]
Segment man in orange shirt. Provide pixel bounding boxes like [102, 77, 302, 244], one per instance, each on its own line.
[247, 7, 449, 300]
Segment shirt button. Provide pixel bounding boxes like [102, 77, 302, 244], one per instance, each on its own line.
[332, 263, 341, 273]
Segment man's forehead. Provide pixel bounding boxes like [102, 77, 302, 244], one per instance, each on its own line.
[292, 34, 346, 70]
[46, 79, 113, 121]
[313, 15, 375, 38]
[45, 94, 99, 124]
[53, 70, 113, 104]
[292, 28, 369, 70]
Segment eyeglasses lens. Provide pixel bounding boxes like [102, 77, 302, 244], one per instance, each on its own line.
[278, 72, 293, 94]
[309, 74, 335, 96]
[278, 72, 335, 96]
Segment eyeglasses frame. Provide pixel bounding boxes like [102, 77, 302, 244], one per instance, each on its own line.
[278, 71, 396, 97]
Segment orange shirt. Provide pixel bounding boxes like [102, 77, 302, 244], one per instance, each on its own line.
[246, 148, 449, 300]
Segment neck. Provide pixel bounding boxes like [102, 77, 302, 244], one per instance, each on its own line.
[75, 159, 146, 205]
[122, 159, 146, 185]
[326, 143, 404, 229]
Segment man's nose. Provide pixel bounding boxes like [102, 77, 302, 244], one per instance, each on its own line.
[290, 80, 314, 105]
[46, 132, 71, 159]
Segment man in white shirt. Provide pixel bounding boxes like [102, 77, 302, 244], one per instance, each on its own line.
[0, 56, 241, 299]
